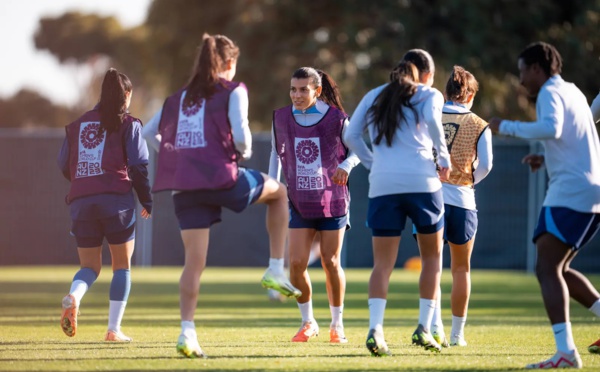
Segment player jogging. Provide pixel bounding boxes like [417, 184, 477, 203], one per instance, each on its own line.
[58, 68, 152, 342]
[490, 42, 600, 369]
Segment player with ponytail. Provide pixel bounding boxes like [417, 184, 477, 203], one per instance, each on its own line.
[58, 68, 152, 342]
[270, 66, 360, 344]
[345, 49, 450, 356]
[143, 34, 300, 358]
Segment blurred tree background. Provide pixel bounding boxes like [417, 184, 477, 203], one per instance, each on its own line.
[3, 0, 599, 129]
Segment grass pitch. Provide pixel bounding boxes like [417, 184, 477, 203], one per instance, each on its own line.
[1, 266, 600, 371]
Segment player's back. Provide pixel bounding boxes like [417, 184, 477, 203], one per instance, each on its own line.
[541, 76, 600, 213]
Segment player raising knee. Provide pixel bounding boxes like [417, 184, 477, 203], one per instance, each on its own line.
[142, 33, 300, 359]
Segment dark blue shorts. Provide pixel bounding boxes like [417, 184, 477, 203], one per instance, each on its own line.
[289, 204, 350, 231]
[411, 204, 477, 244]
[444, 205, 478, 245]
[173, 168, 265, 229]
[71, 209, 136, 248]
[533, 206, 600, 250]
[368, 191, 444, 237]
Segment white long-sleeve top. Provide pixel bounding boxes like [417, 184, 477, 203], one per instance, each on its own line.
[344, 83, 450, 198]
[441, 102, 493, 210]
[591, 91, 600, 123]
[142, 84, 252, 160]
[499, 75, 600, 213]
[268, 99, 360, 181]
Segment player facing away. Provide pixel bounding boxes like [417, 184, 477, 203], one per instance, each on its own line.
[58, 68, 153, 342]
[344, 49, 451, 356]
[489, 42, 600, 369]
[142, 33, 300, 358]
[423, 66, 493, 348]
[270, 67, 360, 343]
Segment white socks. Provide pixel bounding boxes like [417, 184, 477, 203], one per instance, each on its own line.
[107, 300, 127, 332]
[69, 280, 89, 304]
[368, 298, 386, 331]
[418, 298, 436, 331]
[181, 320, 197, 339]
[589, 299, 600, 317]
[552, 322, 576, 354]
[298, 301, 314, 322]
[451, 315, 467, 337]
[330, 305, 343, 328]
[430, 295, 444, 331]
[297, 302, 343, 327]
[268, 258, 285, 276]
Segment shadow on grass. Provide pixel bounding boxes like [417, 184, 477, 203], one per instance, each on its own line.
[0, 278, 542, 311]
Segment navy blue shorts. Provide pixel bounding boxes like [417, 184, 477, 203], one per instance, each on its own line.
[289, 204, 349, 231]
[411, 204, 477, 244]
[444, 205, 478, 245]
[368, 191, 444, 237]
[533, 206, 600, 250]
[71, 209, 136, 248]
[173, 168, 265, 229]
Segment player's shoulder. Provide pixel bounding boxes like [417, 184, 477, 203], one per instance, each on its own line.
[542, 76, 585, 104]
[415, 84, 444, 104]
[124, 114, 143, 127]
[419, 84, 443, 97]
[469, 112, 488, 127]
[368, 84, 388, 97]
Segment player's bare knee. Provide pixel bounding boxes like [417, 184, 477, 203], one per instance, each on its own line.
[535, 260, 560, 280]
[275, 181, 287, 199]
[451, 264, 470, 274]
[289, 256, 307, 275]
[321, 255, 340, 273]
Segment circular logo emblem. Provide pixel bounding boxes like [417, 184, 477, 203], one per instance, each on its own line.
[296, 139, 319, 164]
[80, 123, 103, 149]
[182, 99, 203, 117]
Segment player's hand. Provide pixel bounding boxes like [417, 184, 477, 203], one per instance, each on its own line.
[522, 154, 544, 173]
[488, 117, 502, 134]
[141, 209, 151, 219]
[331, 168, 349, 186]
[438, 166, 450, 182]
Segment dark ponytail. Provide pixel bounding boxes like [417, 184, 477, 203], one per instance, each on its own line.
[184, 33, 240, 110]
[98, 68, 132, 134]
[368, 61, 420, 146]
[317, 70, 345, 113]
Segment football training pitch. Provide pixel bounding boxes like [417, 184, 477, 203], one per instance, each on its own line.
[1, 267, 599, 371]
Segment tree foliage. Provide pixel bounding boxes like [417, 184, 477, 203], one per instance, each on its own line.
[0, 89, 76, 128]
[28, 0, 600, 130]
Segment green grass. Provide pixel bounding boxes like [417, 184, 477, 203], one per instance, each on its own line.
[1, 267, 600, 371]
